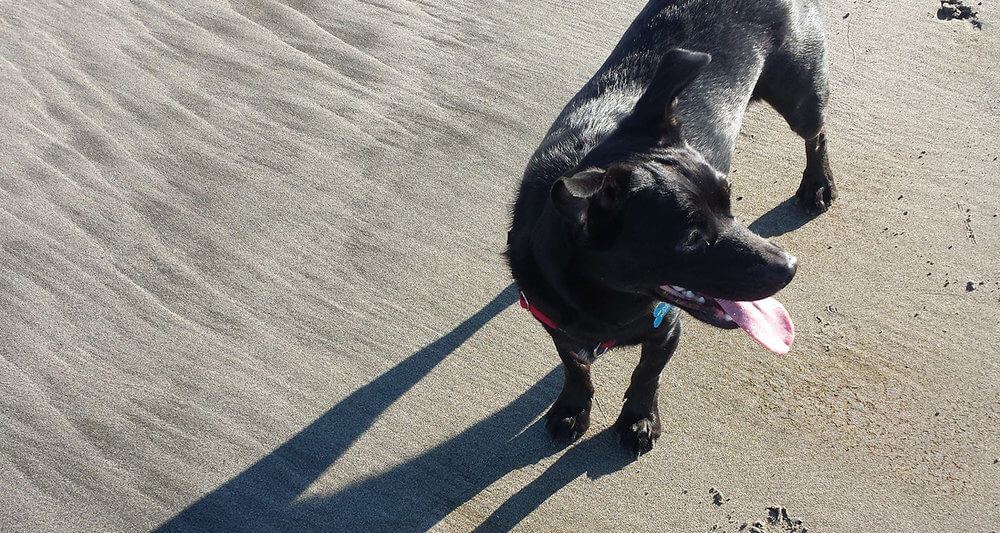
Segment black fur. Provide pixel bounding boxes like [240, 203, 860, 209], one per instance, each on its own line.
[506, 0, 835, 454]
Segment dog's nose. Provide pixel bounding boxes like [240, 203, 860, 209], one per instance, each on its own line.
[786, 253, 798, 276]
[779, 252, 798, 286]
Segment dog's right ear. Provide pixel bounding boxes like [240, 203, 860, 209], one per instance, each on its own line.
[629, 48, 711, 140]
[550, 167, 628, 243]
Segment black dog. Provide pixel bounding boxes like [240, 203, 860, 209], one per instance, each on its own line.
[506, 0, 836, 454]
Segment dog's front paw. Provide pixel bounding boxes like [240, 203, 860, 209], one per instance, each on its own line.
[613, 404, 662, 456]
[796, 172, 837, 214]
[545, 396, 591, 441]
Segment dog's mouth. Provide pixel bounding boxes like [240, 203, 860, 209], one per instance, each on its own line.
[654, 285, 794, 355]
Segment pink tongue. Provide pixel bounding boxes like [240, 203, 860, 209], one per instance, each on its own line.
[715, 297, 794, 355]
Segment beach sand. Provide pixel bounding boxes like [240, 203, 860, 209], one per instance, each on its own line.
[1, 0, 998, 530]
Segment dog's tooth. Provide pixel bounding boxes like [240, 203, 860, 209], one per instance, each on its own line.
[683, 290, 695, 299]
[671, 285, 684, 292]
[696, 296, 706, 304]
[724, 314, 733, 321]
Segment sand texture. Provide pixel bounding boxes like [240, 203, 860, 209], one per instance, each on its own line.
[1, 0, 998, 531]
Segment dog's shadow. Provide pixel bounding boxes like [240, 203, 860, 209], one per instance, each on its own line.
[292, 385, 630, 532]
[748, 197, 821, 238]
[155, 283, 632, 532]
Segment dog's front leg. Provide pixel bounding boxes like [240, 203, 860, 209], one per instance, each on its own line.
[614, 320, 681, 455]
[544, 336, 594, 441]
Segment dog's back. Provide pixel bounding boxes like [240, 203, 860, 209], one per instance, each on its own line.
[521, 0, 826, 187]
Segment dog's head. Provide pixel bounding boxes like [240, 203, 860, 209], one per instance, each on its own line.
[549, 49, 797, 353]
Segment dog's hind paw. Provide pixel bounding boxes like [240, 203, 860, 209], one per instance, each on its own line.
[613, 408, 662, 456]
[545, 397, 591, 441]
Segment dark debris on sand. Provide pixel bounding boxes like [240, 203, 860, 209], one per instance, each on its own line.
[938, 0, 983, 28]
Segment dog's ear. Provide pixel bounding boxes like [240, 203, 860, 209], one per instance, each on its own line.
[551, 168, 605, 224]
[629, 48, 711, 140]
[550, 166, 628, 243]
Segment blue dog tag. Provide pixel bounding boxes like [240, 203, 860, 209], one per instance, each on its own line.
[652, 302, 674, 328]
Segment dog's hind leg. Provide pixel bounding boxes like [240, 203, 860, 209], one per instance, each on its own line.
[613, 318, 681, 455]
[545, 336, 595, 441]
[799, 130, 835, 213]
[754, 9, 838, 213]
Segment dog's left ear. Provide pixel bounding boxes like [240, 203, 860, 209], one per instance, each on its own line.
[628, 48, 712, 140]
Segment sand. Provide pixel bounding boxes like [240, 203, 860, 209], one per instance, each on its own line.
[1, 0, 998, 531]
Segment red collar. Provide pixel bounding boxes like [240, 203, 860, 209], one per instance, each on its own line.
[518, 289, 616, 357]
[518, 291, 558, 329]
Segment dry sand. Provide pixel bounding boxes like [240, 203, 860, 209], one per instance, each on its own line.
[1, 0, 998, 531]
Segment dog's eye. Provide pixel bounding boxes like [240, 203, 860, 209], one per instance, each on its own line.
[677, 229, 707, 253]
